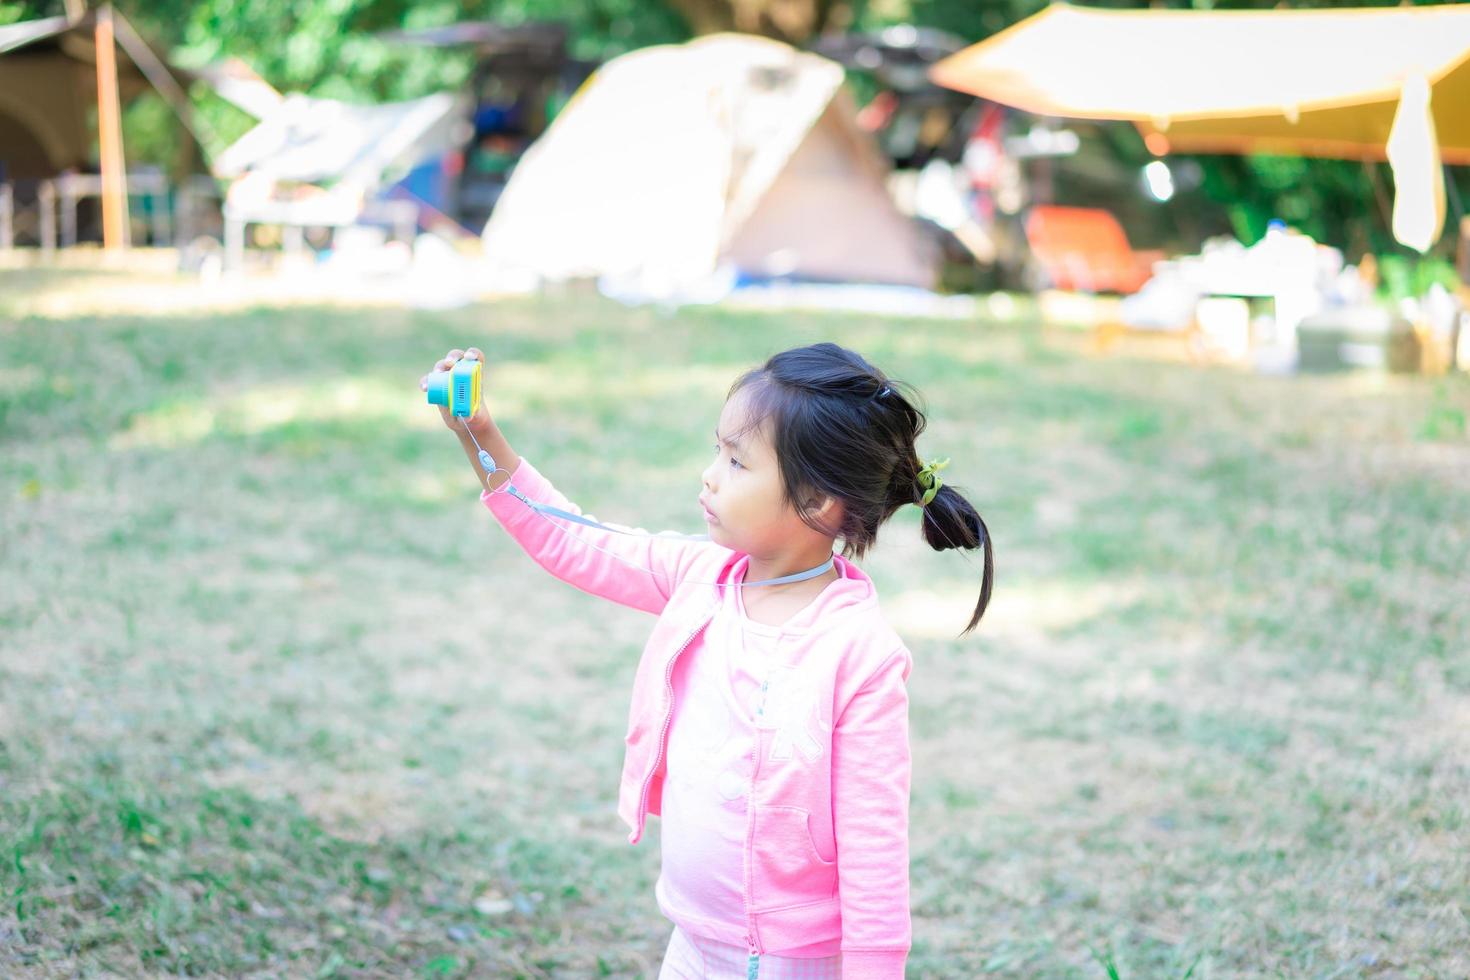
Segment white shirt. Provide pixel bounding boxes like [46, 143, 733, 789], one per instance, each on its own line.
[653, 570, 841, 957]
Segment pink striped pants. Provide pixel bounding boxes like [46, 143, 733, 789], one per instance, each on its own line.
[657, 925, 843, 980]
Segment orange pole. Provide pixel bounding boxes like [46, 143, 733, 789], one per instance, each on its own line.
[95, 4, 129, 250]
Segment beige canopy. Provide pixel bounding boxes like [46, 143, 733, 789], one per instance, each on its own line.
[930, 2, 1470, 251]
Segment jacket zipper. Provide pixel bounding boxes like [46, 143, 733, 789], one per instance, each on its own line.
[742, 724, 767, 973]
[634, 609, 714, 840]
[743, 630, 778, 975]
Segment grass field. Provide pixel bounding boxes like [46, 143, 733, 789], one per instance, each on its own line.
[2, 268, 1468, 978]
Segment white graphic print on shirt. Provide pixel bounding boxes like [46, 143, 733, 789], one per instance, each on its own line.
[756, 664, 831, 763]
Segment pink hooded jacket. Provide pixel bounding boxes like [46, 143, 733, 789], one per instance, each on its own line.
[481, 455, 914, 978]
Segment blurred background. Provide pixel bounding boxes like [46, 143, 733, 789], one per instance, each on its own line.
[1, 0, 1468, 977]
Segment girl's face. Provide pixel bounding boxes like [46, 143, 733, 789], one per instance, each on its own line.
[699, 390, 836, 554]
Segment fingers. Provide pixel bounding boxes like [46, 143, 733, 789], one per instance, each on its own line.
[433, 347, 482, 373]
[426, 349, 464, 375]
[422, 346, 482, 394]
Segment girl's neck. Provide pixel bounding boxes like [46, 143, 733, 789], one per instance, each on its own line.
[743, 548, 839, 594]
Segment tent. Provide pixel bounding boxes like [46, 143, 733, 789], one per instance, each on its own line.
[190, 57, 285, 122]
[0, 11, 199, 181]
[929, 2, 1470, 252]
[480, 33, 938, 295]
[212, 92, 466, 190]
[211, 90, 469, 268]
[0, 9, 240, 249]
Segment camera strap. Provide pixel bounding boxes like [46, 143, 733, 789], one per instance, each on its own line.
[461, 420, 835, 590]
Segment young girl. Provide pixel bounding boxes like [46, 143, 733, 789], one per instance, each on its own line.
[422, 341, 993, 980]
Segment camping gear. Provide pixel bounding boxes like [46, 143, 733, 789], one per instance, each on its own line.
[0, 9, 226, 248]
[0, 12, 206, 180]
[929, 2, 1470, 251]
[479, 33, 937, 300]
[1296, 306, 1420, 373]
[809, 26, 974, 170]
[212, 93, 466, 189]
[1023, 205, 1162, 294]
[377, 21, 595, 231]
[213, 91, 468, 269]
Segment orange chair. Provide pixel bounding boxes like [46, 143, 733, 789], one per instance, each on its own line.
[1024, 205, 1163, 294]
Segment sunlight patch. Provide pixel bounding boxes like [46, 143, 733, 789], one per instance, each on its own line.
[111, 377, 436, 450]
[400, 470, 464, 503]
[97, 361, 772, 456]
[888, 577, 1146, 641]
[110, 400, 217, 450]
[0, 364, 42, 393]
[495, 361, 733, 404]
[227, 379, 420, 433]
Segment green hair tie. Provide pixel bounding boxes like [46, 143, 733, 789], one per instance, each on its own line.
[916, 456, 951, 507]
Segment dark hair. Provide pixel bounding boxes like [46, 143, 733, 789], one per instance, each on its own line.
[724, 341, 993, 637]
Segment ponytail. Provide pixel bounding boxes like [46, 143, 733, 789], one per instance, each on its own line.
[913, 481, 993, 637]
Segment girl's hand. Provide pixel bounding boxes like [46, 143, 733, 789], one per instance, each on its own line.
[420, 347, 489, 433]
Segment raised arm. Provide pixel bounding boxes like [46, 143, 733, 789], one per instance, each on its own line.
[423, 348, 718, 615]
[421, 347, 522, 491]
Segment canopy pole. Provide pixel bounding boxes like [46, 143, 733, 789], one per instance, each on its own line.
[95, 3, 130, 250]
[112, 9, 224, 161]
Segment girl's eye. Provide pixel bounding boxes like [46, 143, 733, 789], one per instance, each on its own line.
[713, 444, 740, 469]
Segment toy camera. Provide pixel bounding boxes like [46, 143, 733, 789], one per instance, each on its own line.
[426, 356, 482, 417]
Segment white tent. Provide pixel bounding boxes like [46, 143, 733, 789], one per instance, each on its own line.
[480, 33, 937, 297]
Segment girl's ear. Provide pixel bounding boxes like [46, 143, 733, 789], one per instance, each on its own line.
[808, 494, 843, 526]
